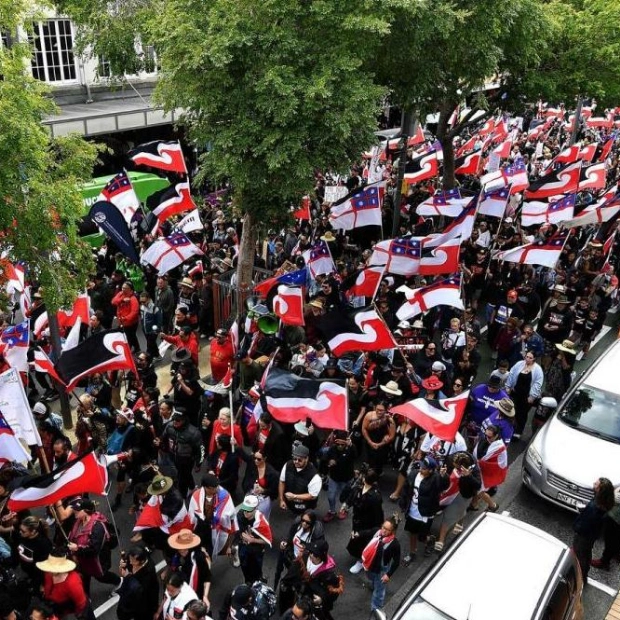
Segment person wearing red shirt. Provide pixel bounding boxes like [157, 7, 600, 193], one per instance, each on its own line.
[37, 553, 91, 619]
[209, 328, 234, 382]
[111, 281, 140, 352]
[208, 407, 243, 456]
[161, 326, 200, 366]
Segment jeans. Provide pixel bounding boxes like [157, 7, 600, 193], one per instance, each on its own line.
[368, 570, 388, 611]
[327, 478, 349, 513]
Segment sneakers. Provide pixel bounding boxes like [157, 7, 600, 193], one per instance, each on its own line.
[424, 536, 435, 557]
[349, 561, 364, 574]
[402, 553, 416, 566]
[337, 509, 348, 520]
[590, 558, 609, 570]
[323, 512, 336, 523]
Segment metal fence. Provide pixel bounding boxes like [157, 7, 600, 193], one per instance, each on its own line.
[212, 266, 273, 329]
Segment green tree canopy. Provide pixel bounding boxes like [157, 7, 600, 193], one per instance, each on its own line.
[0, 0, 98, 312]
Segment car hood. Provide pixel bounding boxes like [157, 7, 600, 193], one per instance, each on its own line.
[536, 415, 620, 486]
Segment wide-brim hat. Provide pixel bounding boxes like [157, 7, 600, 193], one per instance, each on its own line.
[294, 421, 310, 436]
[556, 339, 578, 355]
[380, 380, 402, 396]
[147, 474, 173, 496]
[422, 376, 444, 391]
[309, 299, 324, 309]
[36, 554, 76, 573]
[168, 528, 201, 550]
[171, 347, 192, 363]
[320, 231, 336, 242]
[180, 277, 194, 289]
[555, 295, 570, 305]
[589, 240, 603, 248]
[497, 398, 515, 418]
[411, 320, 425, 329]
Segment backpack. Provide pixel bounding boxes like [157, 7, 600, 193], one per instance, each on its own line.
[91, 512, 119, 550]
[250, 581, 277, 619]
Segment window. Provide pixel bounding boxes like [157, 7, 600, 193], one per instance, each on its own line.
[30, 19, 77, 83]
[97, 55, 112, 79]
[142, 45, 158, 74]
[1, 30, 11, 49]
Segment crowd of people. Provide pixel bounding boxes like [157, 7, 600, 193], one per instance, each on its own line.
[0, 104, 619, 620]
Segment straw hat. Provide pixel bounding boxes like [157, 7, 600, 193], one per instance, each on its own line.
[36, 554, 76, 573]
[320, 231, 336, 242]
[496, 398, 515, 418]
[380, 380, 403, 396]
[168, 529, 201, 550]
[180, 277, 194, 289]
[556, 340, 578, 355]
[309, 299, 324, 309]
[147, 474, 174, 496]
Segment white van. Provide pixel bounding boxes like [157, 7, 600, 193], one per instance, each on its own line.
[375, 513, 583, 620]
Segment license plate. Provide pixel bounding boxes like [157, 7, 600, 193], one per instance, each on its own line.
[557, 492, 581, 507]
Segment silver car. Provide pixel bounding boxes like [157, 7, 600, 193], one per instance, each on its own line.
[523, 339, 620, 511]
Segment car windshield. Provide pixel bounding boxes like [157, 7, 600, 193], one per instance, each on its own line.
[399, 598, 453, 620]
[558, 386, 620, 443]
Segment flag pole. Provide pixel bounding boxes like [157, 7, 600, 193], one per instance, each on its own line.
[484, 185, 512, 283]
[36, 446, 70, 543]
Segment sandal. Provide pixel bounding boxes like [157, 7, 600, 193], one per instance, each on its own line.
[488, 503, 499, 513]
[434, 541, 444, 552]
[389, 494, 400, 502]
[452, 523, 464, 535]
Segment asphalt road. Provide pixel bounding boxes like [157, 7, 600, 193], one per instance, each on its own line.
[85, 316, 620, 620]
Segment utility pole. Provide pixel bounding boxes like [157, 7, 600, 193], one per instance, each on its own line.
[391, 108, 417, 237]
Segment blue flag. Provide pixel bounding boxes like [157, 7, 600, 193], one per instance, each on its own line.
[89, 201, 140, 264]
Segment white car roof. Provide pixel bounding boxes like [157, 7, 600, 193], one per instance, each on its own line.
[582, 340, 620, 393]
[420, 514, 566, 620]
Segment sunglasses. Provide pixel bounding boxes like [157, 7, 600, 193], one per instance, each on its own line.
[253, 457, 263, 462]
[454, 383, 463, 387]
[301, 519, 312, 525]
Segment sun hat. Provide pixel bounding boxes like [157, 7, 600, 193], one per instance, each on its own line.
[431, 361, 446, 372]
[398, 320, 411, 330]
[36, 553, 76, 573]
[32, 402, 47, 415]
[238, 495, 260, 512]
[496, 398, 515, 418]
[180, 277, 194, 289]
[147, 474, 174, 496]
[380, 380, 403, 396]
[320, 231, 336, 242]
[412, 320, 425, 329]
[171, 347, 192, 363]
[422, 376, 444, 391]
[555, 295, 570, 305]
[294, 421, 310, 437]
[556, 339, 578, 355]
[309, 299, 324, 309]
[168, 528, 201, 550]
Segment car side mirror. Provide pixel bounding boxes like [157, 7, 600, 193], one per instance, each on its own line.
[370, 610, 387, 620]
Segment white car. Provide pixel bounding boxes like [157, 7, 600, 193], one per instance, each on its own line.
[523, 339, 620, 511]
[374, 512, 583, 620]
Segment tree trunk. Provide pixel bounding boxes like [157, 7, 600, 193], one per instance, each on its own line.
[392, 107, 417, 237]
[47, 313, 73, 429]
[235, 211, 258, 317]
[437, 100, 457, 190]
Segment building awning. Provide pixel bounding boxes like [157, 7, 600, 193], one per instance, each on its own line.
[42, 95, 181, 138]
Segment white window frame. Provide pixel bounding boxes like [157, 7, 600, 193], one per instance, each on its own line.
[30, 19, 79, 84]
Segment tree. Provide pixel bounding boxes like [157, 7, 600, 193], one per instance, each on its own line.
[58, 0, 388, 306]
[510, 0, 620, 108]
[1, 1, 99, 426]
[374, 0, 549, 189]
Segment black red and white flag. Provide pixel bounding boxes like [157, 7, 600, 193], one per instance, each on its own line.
[55, 330, 138, 391]
[340, 266, 385, 299]
[32, 348, 65, 386]
[403, 150, 440, 185]
[128, 140, 188, 175]
[578, 162, 607, 192]
[8, 451, 108, 511]
[524, 161, 581, 200]
[454, 152, 481, 176]
[391, 391, 469, 442]
[318, 306, 397, 357]
[133, 494, 192, 534]
[259, 367, 348, 430]
[272, 285, 305, 326]
[147, 181, 197, 222]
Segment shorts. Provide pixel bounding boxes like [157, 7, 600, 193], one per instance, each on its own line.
[404, 515, 432, 539]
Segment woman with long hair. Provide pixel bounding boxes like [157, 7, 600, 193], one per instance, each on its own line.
[573, 477, 615, 581]
[504, 351, 544, 439]
[15, 515, 53, 591]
